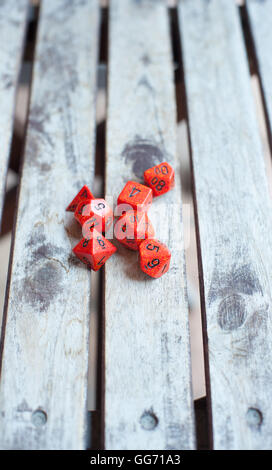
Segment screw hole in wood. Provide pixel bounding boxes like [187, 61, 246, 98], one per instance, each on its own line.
[31, 409, 47, 427]
[246, 407, 263, 429]
[140, 410, 159, 431]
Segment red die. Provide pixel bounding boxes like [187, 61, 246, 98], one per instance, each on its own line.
[74, 199, 93, 226]
[144, 162, 174, 197]
[114, 210, 155, 251]
[66, 185, 94, 212]
[73, 230, 116, 271]
[117, 181, 152, 213]
[74, 198, 113, 233]
[139, 238, 171, 278]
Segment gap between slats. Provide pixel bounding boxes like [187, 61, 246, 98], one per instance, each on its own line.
[0, 2, 39, 343]
[88, 5, 108, 449]
[239, 3, 272, 198]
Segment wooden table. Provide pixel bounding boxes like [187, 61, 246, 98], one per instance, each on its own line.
[0, 0, 272, 450]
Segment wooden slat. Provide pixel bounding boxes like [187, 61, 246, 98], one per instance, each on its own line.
[246, 0, 272, 145]
[104, 0, 195, 450]
[178, 0, 272, 450]
[0, 0, 99, 450]
[0, 0, 29, 225]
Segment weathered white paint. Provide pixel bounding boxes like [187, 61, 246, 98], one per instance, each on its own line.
[247, 0, 272, 143]
[0, 0, 99, 450]
[179, 0, 272, 450]
[0, 0, 29, 225]
[104, 0, 195, 450]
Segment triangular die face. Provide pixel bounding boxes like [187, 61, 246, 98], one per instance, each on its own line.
[66, 185, 94, 212]
[73, 237, 91, 256]
[92, 234, 115, 256]
[75, 200, 92, 217]
[73, 238, 94, 267]
[80, 254, 93, 269]
[93, 249, 114, 269]
[92, 237, 107, 256]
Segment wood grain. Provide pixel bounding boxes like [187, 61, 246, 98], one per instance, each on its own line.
[0, 0, 99, 450]
[103, 0, 195, 450]
[0, 0, 29, 225]
[246, 0, 272, 147]
[178, 0, 272, 449]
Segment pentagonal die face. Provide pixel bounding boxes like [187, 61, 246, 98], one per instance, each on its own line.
[115, 210, 155, 251]
[139, 238, 171, 278]
[117, 181, 152, 213]
[144, 162, 174, 197]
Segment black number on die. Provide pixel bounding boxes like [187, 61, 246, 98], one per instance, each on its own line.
[86, 217, 98, 229]
[95, 202, 105, 210]
[129, 187, 141, 197]
[97, 236, 106, 249]
[154, 165, 169, 175]
[145, 259, 160, 269]
[155, 180, 165, 191]
[146, 243, 159, 252]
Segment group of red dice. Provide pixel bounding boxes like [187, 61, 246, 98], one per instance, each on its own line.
[66, 161, 175, 279]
